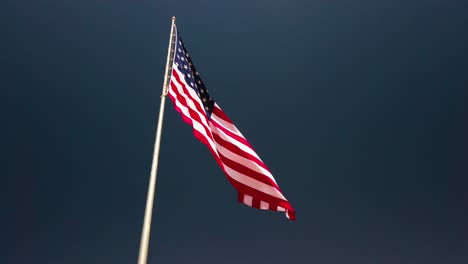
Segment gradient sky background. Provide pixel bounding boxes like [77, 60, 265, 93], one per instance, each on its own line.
[3, 0, 468, 263]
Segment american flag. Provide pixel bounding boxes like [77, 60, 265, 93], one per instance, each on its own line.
[167, 27, 296, 220]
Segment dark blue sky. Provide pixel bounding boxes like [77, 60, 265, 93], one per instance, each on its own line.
[4, 0, 468, 263]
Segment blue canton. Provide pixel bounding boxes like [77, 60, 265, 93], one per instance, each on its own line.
[173, 33, 215, 117]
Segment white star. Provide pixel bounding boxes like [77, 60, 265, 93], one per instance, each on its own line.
[195, 72, 199, 75]
[178, 48, 181, 52]
[197, 80, 201, 84]
[184, 65, 188, 69]
[181, 57, 185, 61]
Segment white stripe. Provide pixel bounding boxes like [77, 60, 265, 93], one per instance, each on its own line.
[243, 194, 253, 206]
[213, 140, 278, 185]
[260, 201, 269, 210]
[223, 165, 286, 200]
[277, 206, 286, 212]
[208, 120, 261, 161]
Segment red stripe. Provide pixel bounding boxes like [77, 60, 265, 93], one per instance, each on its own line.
[268, 203, 277, 211]
[224, 174, 293, 211]
[169, 71, 226, 170]
[211, 132, 270, 173]
[212, 107, 265, 157]
[192, 127, 223, 168]
[236, 185, 295, 220]
[287, 210, 296, 220]
[167, 92, 222, 167]
[170, 72, 208, 126]
[210, 117, 257, 154]
[237, 192, 244, 203]
[217, 151, 280, 189]
[251, 198, 260, 209]
[171, 70, 206, 115]
[169, 80, 214, 143]
[167, 92, 194, 127]
[171, 71, 223, 154]
[170, 84, 207, 131]
[212, 105, 234, 124]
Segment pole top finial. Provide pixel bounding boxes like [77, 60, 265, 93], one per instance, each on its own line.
[172, 16, 176, 21]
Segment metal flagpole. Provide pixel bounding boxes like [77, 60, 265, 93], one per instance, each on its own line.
[137, 16, 176, 264]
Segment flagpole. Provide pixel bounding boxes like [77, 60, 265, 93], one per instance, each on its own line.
[137, 16, 176, 264]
